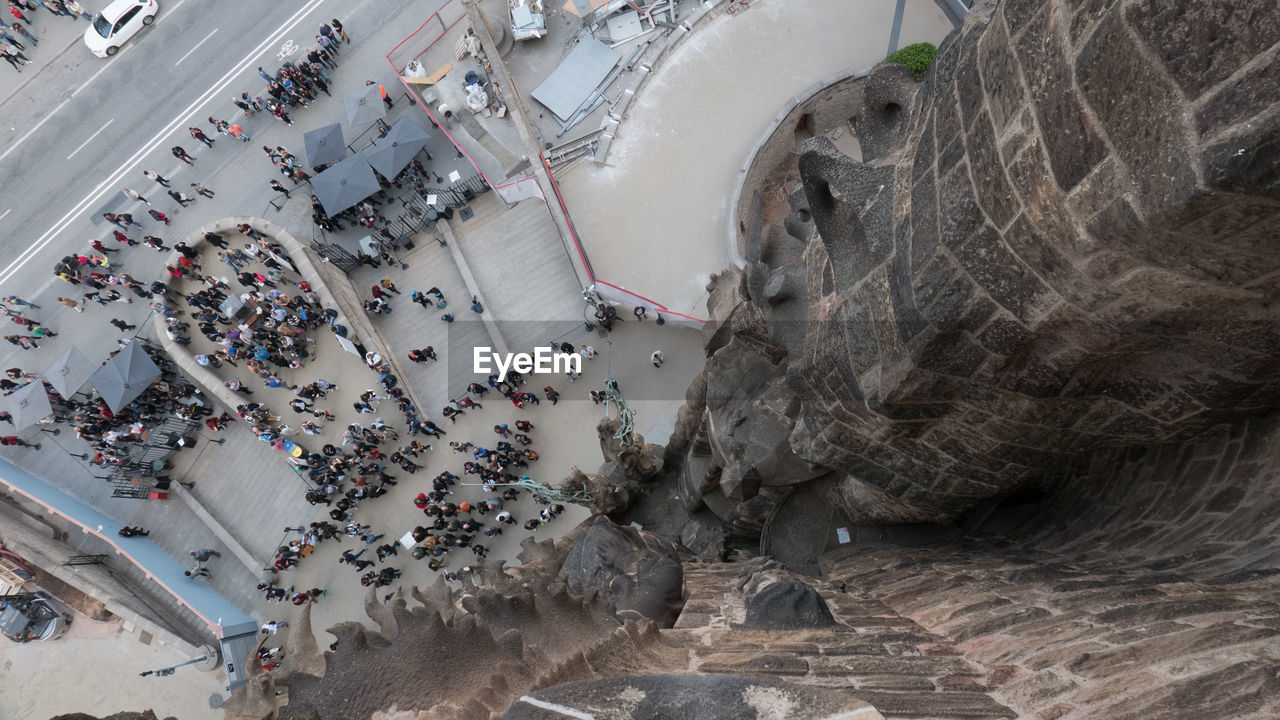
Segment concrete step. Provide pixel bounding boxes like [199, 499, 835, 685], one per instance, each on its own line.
[851, 690, 1016, 718]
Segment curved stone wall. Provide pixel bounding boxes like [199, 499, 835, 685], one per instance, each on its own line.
[730, 71, 866, 262]
[675, 0, 1280, 525]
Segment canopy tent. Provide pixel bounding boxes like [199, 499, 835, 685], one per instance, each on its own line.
[311, 152, 381, 216]
[343, 84, 387, 126]
[87, 341, 161, 413]
[530, 36, 621, 122]
[43, 346, 96, 399]
[303, 122, 347, 167]
[6, 381, 53, 430]
[365, 116, 431, 179]
[562, 0, 611, 18]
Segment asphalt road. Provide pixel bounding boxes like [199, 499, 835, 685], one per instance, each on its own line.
[0, 0, 428, 290]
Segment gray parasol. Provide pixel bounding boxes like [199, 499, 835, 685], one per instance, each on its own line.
[311, 152, 381, 216]
[343, 83, 387, 126]
[43, 346, 96, 399]
[303, 122, 347, 167]
[365, 116, 431, 178]
[87, 341, 161, 412]
[6, 380, 53, 430]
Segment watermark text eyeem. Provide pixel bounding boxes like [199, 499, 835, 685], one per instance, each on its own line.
[474, 347, 581, 382]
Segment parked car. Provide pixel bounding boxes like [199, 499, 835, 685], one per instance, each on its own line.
[83, 0, 159, 58]
[0, 592, 70, 643]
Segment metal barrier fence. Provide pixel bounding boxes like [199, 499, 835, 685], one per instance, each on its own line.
[108, 415, 204, 499]
[310, 229, 362, 274]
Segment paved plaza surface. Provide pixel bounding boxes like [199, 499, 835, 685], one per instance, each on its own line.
[0, 616, 222, 720]
[0, 0, 957, 714]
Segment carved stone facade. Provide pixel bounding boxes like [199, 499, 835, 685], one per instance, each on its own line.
[675, 0, 1280, 526]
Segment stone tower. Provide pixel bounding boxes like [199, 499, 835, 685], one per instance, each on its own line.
[675, 0, 1280, 526]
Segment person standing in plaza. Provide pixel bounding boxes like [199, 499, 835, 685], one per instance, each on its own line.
[190, 548, 222, 563]
[651, 350, 664, 367]
[191, 182, 215, 199]
[318, 33, 340, 57]
[269, 179, 290, 198]
[56, 296, 82, 312]
[0, 22, 27, 52]
[41, 0, 74, 19]
[309, 72, 330, 97]
[365, 80, 393, 109]
[306, 47, 336, 71]
[189, 126, 214, 147]
[330, 17, 350, 43]
[269, 102, 293, 126]
[122, 188, 150, 205]
[0, 43, 28, 72]
[63, 0, 91, 20]
[4, 295, 40, 310]
[202, 231, 228, 249]
[172, 145, 196, 164]
[8, 20, 34, 46]
[168, 189, 194, 207]
[143, 169, 171, 187]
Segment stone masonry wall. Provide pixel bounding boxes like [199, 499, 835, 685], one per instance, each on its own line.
[823, 412, 1280, 718]
[676, 0, 1280, 526]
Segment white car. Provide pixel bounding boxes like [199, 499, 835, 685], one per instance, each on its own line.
[83, 0, 159, 58]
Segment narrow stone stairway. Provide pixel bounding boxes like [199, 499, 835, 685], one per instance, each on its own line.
[663, 563, 1017, 719]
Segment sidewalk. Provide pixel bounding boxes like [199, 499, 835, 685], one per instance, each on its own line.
[0, 5, 92, 105]
[0, 616, 221, 720]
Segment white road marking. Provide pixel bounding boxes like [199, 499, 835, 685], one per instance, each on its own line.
[69, 57, 116, 98]
[0, 209, 10, 221]
[0, 96, 72, 165]
[175, 28, 218, 66]
[66, 118, 115, 160]
[0, 0, 216, 163]
[514, 696, 596, 720]
[816, 708, 883, 720]
[0, 0, 330, 286]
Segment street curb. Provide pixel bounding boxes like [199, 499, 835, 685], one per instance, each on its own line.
[0, 17, 86, 108]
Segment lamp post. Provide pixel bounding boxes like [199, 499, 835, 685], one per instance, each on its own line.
[140, 653, 212, 677]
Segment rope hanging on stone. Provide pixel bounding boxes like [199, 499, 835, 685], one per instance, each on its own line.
[461, 477, 594, 505]
[605, 378, 639, 450]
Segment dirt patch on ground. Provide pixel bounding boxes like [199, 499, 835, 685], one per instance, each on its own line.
[31, 567, 115, 621]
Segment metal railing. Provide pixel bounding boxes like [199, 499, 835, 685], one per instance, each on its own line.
[309, 227, 362, 274]
[107, 415, 203, 499]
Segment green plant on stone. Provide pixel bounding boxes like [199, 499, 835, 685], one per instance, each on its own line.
[885, 42, 937, 82]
